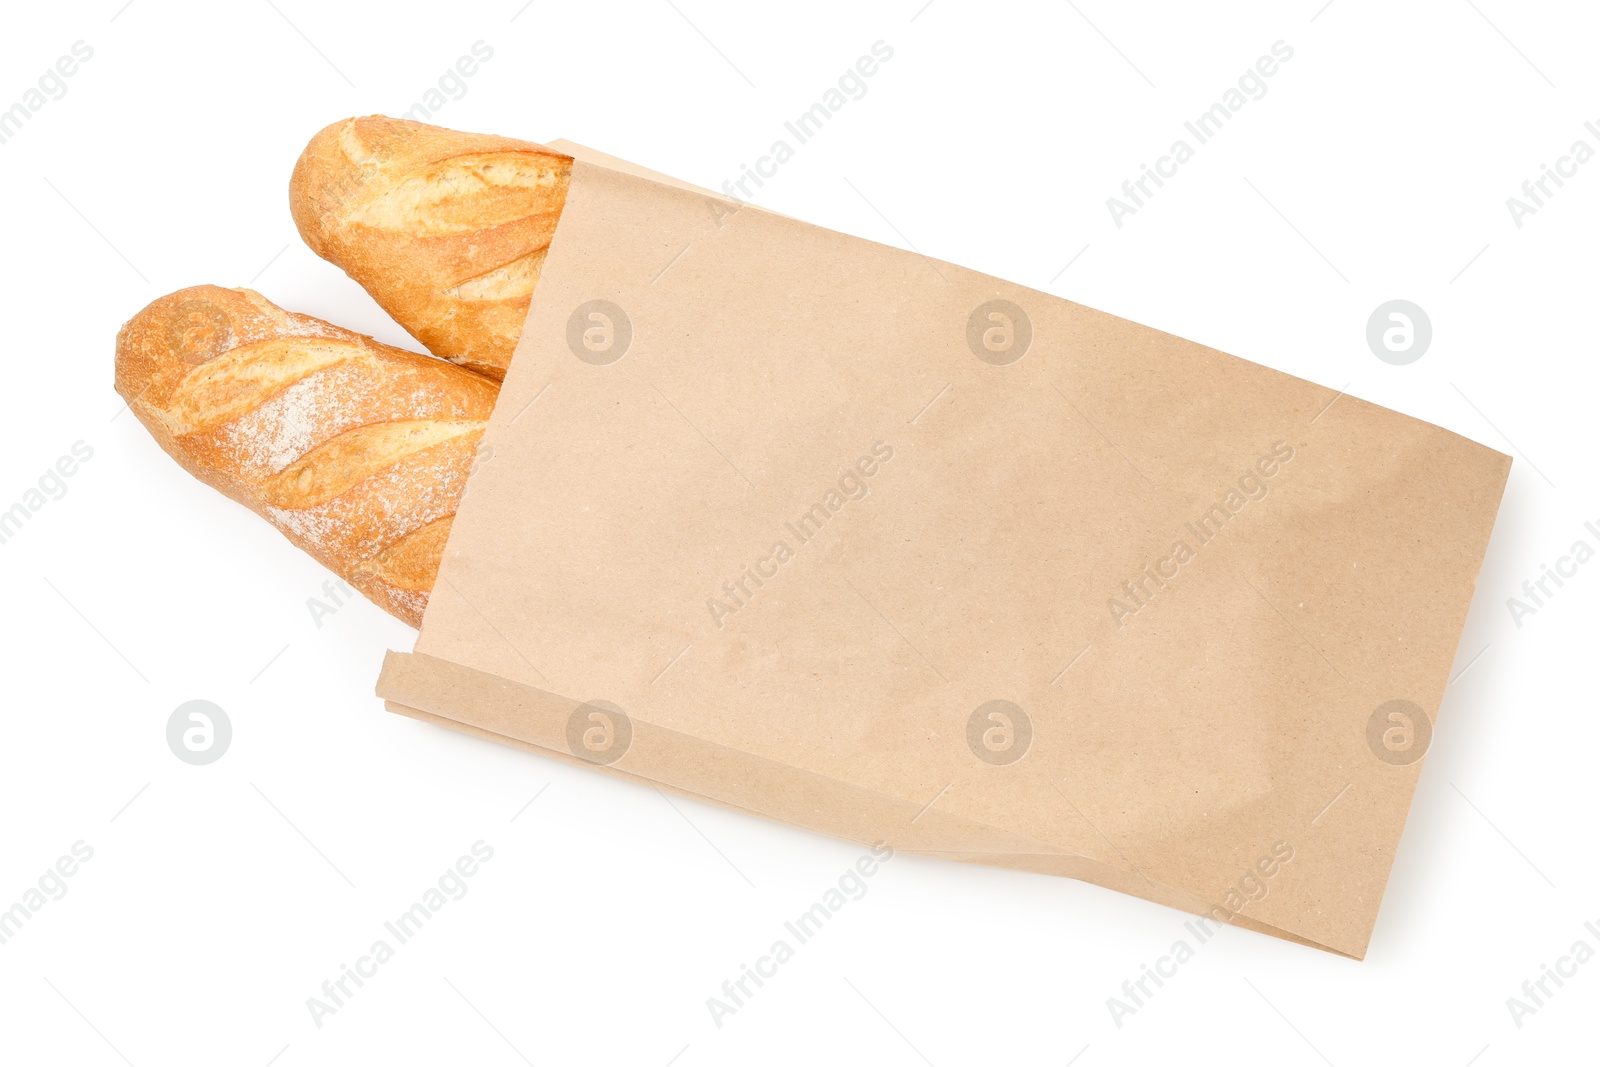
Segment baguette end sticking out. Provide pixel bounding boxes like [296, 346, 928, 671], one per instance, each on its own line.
[115, 284, 499, 626]
[289, 115, 573, 381]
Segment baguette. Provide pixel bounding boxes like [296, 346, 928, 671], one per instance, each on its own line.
[290, 115, 572, 380]
[114, 285, 499, 626]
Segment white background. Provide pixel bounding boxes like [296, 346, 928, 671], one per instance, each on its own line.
[1, 1, 1596, 1063]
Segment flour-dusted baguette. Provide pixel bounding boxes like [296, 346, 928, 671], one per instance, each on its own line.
[289, 116, 572, 381]
[115, 285, 498, 626]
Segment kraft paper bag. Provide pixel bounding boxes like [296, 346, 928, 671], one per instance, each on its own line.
[378, 145, 1510, 958]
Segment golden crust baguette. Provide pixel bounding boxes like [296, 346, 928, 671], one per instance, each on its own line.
[289, 115, 572, 380]
[115, 285, 499, 626]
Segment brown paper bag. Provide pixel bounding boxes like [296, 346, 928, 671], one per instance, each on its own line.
[378, 146, 1510, 958]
